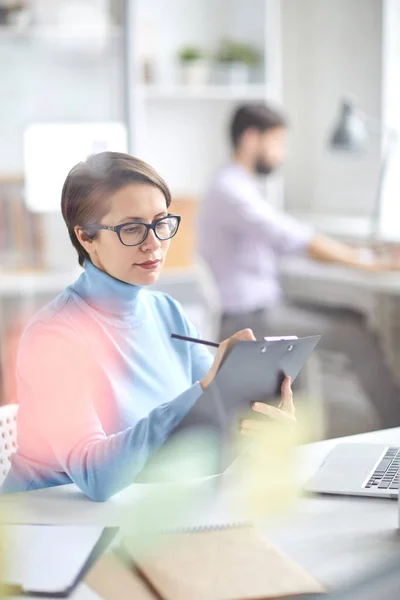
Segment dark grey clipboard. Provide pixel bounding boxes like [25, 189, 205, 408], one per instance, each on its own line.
[172, 335, 321, 471]
[177, 335, 320, 427]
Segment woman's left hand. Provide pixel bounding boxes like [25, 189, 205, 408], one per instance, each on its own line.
[240, 376, 295, 437]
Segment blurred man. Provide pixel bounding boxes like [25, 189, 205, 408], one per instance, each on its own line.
[197, 103, 400, 434]
[198, 103, 393, 340]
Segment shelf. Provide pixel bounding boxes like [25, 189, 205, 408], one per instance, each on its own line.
[138, 84, 271, 101]
[0, 24, 121, 41]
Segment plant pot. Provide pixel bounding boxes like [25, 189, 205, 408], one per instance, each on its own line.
[213, 62, 250, 86]
[179, 59, 210, 86]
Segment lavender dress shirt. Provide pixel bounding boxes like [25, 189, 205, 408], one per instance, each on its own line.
[197, 163, 313, 314]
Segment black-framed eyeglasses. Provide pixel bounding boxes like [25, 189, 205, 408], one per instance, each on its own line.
[89, 214, 181, 247]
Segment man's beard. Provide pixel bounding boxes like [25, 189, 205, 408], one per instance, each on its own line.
[254, 159, 275, 176]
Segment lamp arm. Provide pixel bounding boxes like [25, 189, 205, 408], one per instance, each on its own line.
[363, 113, 398, 140]
[370, 128, 399, 243]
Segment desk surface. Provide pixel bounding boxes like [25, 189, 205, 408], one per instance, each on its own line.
[266, 427, 400, 590]
[1, 427, 400, 599]
[280, 255, 400, 295]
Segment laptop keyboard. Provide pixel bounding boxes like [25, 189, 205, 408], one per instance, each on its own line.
[365, 447, 400, 490]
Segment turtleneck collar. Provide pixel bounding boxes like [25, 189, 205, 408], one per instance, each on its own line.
[70, 260, 145, 323]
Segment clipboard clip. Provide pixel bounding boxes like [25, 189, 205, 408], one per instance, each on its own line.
[260, 342, 295, 354]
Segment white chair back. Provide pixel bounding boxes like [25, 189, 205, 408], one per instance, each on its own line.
[0, 404, 18, 484]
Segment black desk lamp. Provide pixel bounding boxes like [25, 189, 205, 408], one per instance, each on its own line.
[329, 97, 398, 243]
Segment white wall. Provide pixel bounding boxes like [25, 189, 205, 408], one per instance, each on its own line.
[0, 36, 122, 175]
[1, 0, 275, 269]
[134, 0, 268, 198]
[281, 0, 384, 216]
[380, 0, 400, 239]
[0, 2, 123, 270]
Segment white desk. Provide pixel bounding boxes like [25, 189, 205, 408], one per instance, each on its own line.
[1, 427, 400, 599]
[280, 255, 400, 317]
[280, 211, 400, 323]
[266, 427, 400, 590]
[280, 255, 400, 387]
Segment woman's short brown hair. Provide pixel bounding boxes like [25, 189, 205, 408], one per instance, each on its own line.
[61, 152, 172, 266]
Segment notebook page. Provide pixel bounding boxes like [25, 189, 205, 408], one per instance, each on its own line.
[4, 524, 104, 593]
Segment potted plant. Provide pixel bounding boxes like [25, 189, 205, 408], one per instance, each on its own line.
[214, 40, 262, 85]
[177, 45, 210, 86]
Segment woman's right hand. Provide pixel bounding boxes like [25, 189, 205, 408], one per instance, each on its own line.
[200, 329, 256, 391]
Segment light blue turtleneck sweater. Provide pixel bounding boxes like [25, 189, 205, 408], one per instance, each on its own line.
[2, 261, 213, 501]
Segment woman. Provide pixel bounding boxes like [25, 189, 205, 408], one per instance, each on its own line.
[2, 152, 294, 501]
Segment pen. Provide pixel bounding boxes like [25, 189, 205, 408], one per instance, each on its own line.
[171, 334, 298, 348]
[171, 333, 220, 348]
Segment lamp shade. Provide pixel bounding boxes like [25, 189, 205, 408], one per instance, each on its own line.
[329, 99, 368, 152]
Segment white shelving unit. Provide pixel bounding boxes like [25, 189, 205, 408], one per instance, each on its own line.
[127, 0, 283, 202]
[138, 84, 270, 102]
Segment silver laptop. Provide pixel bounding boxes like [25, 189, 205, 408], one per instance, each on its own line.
[305, 443, 400, 498]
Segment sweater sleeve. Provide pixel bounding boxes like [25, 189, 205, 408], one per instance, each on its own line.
[186, 321, 214, 384]
[152, 292, 214, 384]
[16, 323, 203, 502]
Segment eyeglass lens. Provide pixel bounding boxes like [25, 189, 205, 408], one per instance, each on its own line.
[120, 216, 179, 246]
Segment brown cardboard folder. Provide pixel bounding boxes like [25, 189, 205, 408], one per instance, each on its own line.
[86, 525, 325, 599]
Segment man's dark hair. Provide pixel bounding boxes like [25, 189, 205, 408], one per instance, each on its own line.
[230, 103, 287, 148]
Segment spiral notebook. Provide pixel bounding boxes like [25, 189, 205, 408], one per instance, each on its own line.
[111, 523, 325, 600]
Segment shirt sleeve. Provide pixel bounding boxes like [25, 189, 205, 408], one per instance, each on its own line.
[220, 180, 314, 254]
[16, 323, 203, 502]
